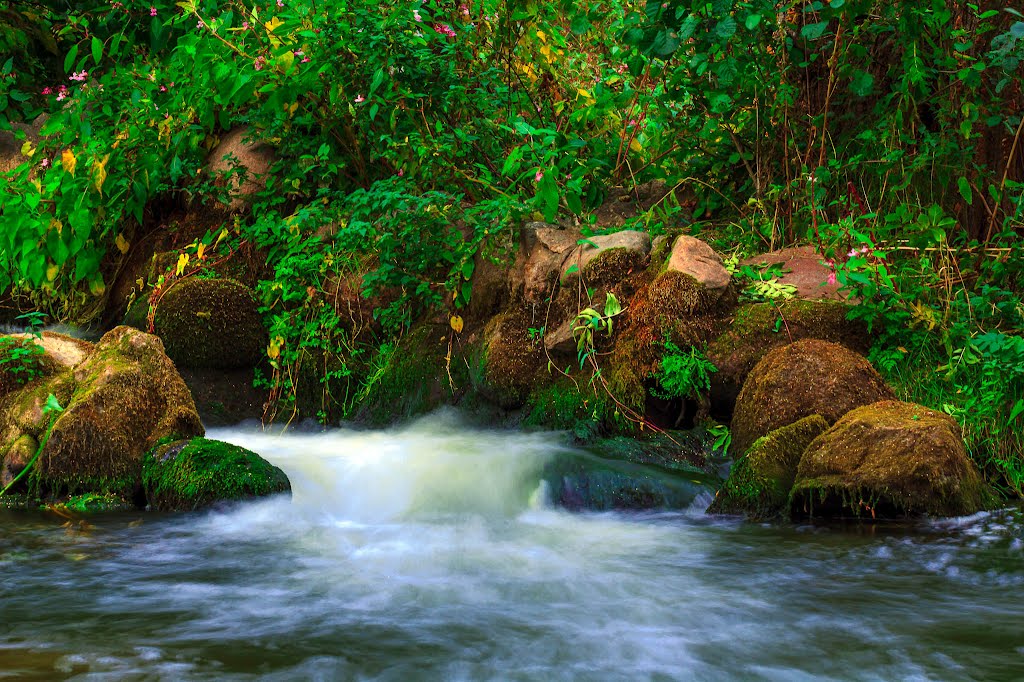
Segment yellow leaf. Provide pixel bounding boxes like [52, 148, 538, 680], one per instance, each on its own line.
[196, 242, 206, 260]
[115, 233, 130, 254]
[175, 252, 189, 276]
[267, 336, 283, 359]
[93, 155, 109, 195]
[50, 218, 63, 234]
[264, 16, 283, 32]
[20, 140, 36, 157]
[450, 315, 464, 334]
[61, 149, 77, 176]
[629, 137, 643, 152]
[215, 228, 228, 247]
[46, 263, 58, 282]
[277, 51, 295, 71]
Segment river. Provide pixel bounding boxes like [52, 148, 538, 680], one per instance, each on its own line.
[1, 413, 1023, 680]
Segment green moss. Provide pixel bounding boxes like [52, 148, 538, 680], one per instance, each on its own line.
[53, 492, 136, 513]
[730, 338, 894, 456]
[707, 414, 829, 519]
[153, 277, 267, 369]
[523, 380, 610, 441]
[143, 437, 290, 511]
[478, 309, 547, 410]
[790, 400, 993, 519]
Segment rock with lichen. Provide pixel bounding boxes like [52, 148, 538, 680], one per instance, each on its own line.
[707, 415, 829, 519]
[665, 235, 731, 298]
[730, 339, 894, 457]
[143, 437, 290, 511]
[0, 326, 203, 502]
[478, 310, 547, 409]
[560, 230, 652, 284]
[790, 400, 990, 518]
[151, 277, 266, 370]
[705, 300, 870, 418]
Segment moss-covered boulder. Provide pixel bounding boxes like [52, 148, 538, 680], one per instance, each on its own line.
[790, 401, 989, 519]
[0, 326, 204, 500]
[152, 277, 266, 370]
[143, 437, 290, 511]
[478, 310, 546, 409]
[731, 339, 894, 456]
[707, 415, 829, 519]
[560, 230, 652, 284]
[706, 300, 870, 418]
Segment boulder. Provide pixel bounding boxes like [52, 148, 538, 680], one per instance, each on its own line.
[560, 230, 651, 284]
[206, 126, 276, 212]
[0, 326, 204, 500]
[478, 310, 546, 409]
[740, 246, 843, 301]
[666, 236, 731, 295]
[513, 223, 581, 302]
[707, 415, 829, 519]
[791, 401, 988, 518]
[706, 300, 870, 418]
[730, 339, 894, 456]
[0, 115, 46, 176]
[143, 437, 290, 511]
[152, 277, 266, 370]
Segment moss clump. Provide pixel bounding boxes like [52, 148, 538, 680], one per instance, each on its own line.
[143, 437, 290, 511]
[707, 415, 829, 519]
[153, 277, 267, 370]
[579, 246, 648, 285]
[730, 338, 894, 456]
[791, 401, 993, 519]
[523, 379, 611, 440]
[705, 300, 869, 418]
[53, 492, 136, 513]
[478, 309, 547, 409]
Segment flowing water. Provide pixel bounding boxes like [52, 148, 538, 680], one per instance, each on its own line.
[1, 412, 1023, 681]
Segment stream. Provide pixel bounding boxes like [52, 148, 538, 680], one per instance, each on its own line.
[1, 412, 1023, 680]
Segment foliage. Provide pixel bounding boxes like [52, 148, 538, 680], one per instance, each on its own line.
[573, 291, 622, 369]
[650, 339, 717, 401]
[0, 393, 63, 498]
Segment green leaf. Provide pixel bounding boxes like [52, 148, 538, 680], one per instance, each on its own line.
[958, 177, 973, 205]
[43, 393, 64, 415]
[570, 15, 590, 34]
[801, 21, 829, 40]
[63, 44, 79, 74]
[91, 36, 103, 66]
[744, 14, 762, 30]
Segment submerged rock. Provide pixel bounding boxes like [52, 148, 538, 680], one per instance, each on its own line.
[543, 433, 716, 511]
[791, 401, 989, 519]
[707, 415, 829, 519]
[730, 339, 894, 456]
[143, 437, 290, 511]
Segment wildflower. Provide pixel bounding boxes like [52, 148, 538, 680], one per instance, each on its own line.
[197, 19, 205, 28]
[827, 271, 837, 286]
[413, 9, 422, 22]
[398, 169, 404, 177]
[277, 0, 283, 6]
[150, 6, 156, 16]
[535, 170, 544, 182]
[434, 23, 456, 37]
[40, 158, 50, 168]
[241, 20, 249, 29]
[41, 87, 53, 95]
[69, 70, 89, 82]
[354, 94, 365, 103]
[254, 56, 266, 70]
[159, 85, 167, 92]
[301, 57, 310, 63]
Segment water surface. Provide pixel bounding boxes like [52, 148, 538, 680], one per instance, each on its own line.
[2, 414, 1022, 680]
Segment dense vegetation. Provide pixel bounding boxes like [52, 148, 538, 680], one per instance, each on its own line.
[1, 1, 1023, 494]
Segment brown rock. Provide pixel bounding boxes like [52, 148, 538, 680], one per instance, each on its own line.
[561, 230, 652, 282]
[741, 246, 843, 301]
[513, 223, 582, 302]
[207, 127, 276, 212]
[666, 236, 731, 294]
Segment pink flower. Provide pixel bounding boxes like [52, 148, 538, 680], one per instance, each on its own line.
[413, 9, 422, 21]
[301, 57, 310, 63]
[354, 94, 365, 103]
[398, 169, 404, 177]
[434, 23, 456, 37]
[41, 87, 53, 95]
[150, 6, 156, 15]
[254, 56, 266, 71]
[535, 170, 544, 182]
[69, 70, 89, 82]
[159, 85, 167, 92]
[827, 271, 837, 286]
[197, 19, 205, 28]
[242, 20, 249, 29]
[276, 0, 283, 6]
[40, 158, 50, 168]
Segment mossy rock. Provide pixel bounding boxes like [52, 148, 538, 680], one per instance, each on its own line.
[790, 401, 991, 519]
[143, 437, 290, 511]
[730, 339, 894, 456]
[707, 415, 829, 519]
[478, 309, 547, 410]
[34, 326, 204, 498]
[523, 379, 610, 440]
[579, 246, 649, 285]
[355, 322, 471, 426]
[706, 300, 870, 418]
[153, 277, 266, 370]
[0, 337, 47, 398]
